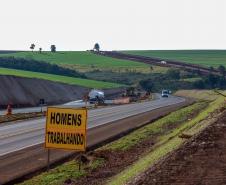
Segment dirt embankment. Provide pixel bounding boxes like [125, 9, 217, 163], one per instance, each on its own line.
[0, 75, 124, 109]
[130, 110, 226, 185]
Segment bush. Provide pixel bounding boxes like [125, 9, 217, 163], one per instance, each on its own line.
[166, 69, 180, 79]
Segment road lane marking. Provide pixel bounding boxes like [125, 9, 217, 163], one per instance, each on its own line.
[0, 96, 185, 156]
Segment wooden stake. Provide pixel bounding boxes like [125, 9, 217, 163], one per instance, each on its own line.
[47, 149, 50, 171]
[78, 154, 81, 171]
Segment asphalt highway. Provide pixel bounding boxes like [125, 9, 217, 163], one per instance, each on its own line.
[0, 100, 89, 116]
[0, 95, 185, 157]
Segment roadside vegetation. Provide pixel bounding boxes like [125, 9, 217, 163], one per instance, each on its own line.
[123, 50, 226, 68]
[174, 89, 220, 101]
[18, 159, 104, 185]
[103, 102, 207, 151]
[0, 68, 124, 89]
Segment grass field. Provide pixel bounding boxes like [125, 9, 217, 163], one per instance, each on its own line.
[174, 89, 222, 101]
[0, 51, 152, 73]
[123, 50, 226, 68]
[0, 67, 124, 89]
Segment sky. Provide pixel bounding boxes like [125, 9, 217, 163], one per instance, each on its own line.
[0, 0, 225, 51]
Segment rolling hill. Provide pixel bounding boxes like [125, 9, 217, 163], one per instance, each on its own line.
[0, 51, 149, 72]
[123, 50, 226, 68]
[0, 67, 123, 89]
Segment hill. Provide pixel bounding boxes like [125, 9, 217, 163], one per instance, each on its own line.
[0, 51, 149, 72]
[0, 67, 124, 89]
[123, 50, 226, 68]
[0, 51, 165, 88]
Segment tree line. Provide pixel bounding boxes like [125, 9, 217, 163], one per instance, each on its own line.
[30, 44, 56, 53]
[0, 57, 86, 79]
[139, 68, 226, 92]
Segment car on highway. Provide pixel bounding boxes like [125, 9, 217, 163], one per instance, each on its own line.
[161, 90, 169, 97]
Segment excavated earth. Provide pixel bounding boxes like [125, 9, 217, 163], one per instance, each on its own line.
[0, 75, 124, 109]
[129, 109, 226, 185]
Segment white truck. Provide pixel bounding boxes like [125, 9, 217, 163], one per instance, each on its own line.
[88, 89, 105, 104]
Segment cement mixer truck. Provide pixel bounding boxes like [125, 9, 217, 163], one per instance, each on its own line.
[88, 89, 105, 104]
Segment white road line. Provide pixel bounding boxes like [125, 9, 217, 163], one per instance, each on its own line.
[0, 96, 185, 156]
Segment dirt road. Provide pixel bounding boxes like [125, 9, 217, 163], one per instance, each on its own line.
[96, 51, 220, 76]
[130, 110, 226, 185]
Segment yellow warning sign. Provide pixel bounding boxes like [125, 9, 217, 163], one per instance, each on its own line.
[45, 107, 87, 151]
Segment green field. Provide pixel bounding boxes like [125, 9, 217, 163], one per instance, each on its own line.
[0, 67, 124, 89]
[0, 51, 151, 72]
[123, 50, 226, 68]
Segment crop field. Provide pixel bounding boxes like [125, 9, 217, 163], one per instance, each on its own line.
[0, 67, 124, 89]
[123, 50, 226, 68]
[0, 51, 154, 73]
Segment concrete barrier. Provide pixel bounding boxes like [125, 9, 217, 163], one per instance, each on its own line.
[113, 97, 130, 104]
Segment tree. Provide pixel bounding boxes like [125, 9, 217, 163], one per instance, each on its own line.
[39, 48, 42, 53]
[166, 69, 180, 79]
[218, 65, 226, 75]
[139, 79, 154, 93]
[206, 74, 218, 88]
[50, 45, 56, 53]
[209, 66, 214, 71]
[30, 44, 35, 52]
[219, 76, 226, 88]
[94, 43, 100, 52]
[193, 80, 205, 89]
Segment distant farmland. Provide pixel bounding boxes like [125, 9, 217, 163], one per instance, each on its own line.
[0, 67, 124, 89]
[123, 50, 226, 68]
[0, 51, 150, 72]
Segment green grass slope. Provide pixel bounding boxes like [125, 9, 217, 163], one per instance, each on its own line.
[0, 51, 149, 72]
[0, 67, 124, 89]
[123, 50, 226, 68]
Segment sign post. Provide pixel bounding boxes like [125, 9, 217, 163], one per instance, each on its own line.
[47, 149, 50, 171]
[39, 99, 45, 113]
[45, 107, 87, 170]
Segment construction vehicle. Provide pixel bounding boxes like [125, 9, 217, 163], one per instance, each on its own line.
[88, 89, 105, 104]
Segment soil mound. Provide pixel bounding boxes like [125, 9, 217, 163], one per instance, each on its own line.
[0, 75, 124, 108]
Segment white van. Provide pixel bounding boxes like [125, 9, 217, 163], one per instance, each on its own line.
[161, 90, 169, 97]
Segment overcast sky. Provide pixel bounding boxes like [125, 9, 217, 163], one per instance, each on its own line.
[0, 0, 225, 51]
